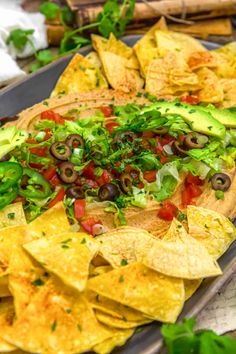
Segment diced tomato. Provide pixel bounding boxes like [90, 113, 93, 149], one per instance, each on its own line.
[74, 199, 86, 220]
[185, 173, 204, 186]
[50, 173, 61, 187]
[100, 106, 113, 117]
[41, 110, 73, 125]
[43, 166, 57, 181]
[187, 184, 202, 198]
[97, 170, 112, 186]
[181, 189, 192, 208]
[43, 128, 52, 140]
[160, 134, 176, 146]
[76, 178, 98, 189]
[80, 217, 103, 235]
[158, 201, 178, 221]
[137, 182, 144, 189]
[143, 170, 156, 183]
[83, 161, 95, 180]
[105, 122, 120, 134]
[142, 131, 155, 139]
[30, 146, 48, 157]
[13, 196, 26, 205]
[141, 139, 150, 149]
[29, 163, 44, 169]
[48, 188, 65, 208]
[180, 95, 199, 105]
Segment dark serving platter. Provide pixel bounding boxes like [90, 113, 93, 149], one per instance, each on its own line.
[0, 35, 235, 354]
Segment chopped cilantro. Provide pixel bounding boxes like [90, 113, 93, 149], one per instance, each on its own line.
[7, 213, 15, 220]
[61, 238, 72, 244]
[51, 320, 57, 332]
[80, 238, 86, 244]
[77, 324, 82, 331]
[31, 278, 44, 287]
[119, 275, 125, 283]
[61, 244, 70, 249]
[215, 190, 224, 200]
[120, 259, 128, 266]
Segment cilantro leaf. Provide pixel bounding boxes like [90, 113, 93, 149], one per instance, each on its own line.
[61, 6, 76, 26]
[39, 2, 60, 20]
[161, 318, 236, 354]
[7, 29, 34, 51]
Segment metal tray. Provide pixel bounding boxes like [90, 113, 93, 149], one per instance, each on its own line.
[0, 35, 235, 354]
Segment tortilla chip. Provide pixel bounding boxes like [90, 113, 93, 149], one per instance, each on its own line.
[88, 262, 185, 323]
[86, 51, 103, 69]
[0, 273, 11, 297]
[187, 205, 236, 259]
[26, 202, 70, 240]
[8, 246, 49, 318]
[24, 232, 98, 292]
[95, 227, 154, 268]
[0, 203, 26, 229]
[197, 67, 223, 103]
[86, 290, 147, 322]
[89, 265, 113, 277]
[212, 44, 236, 80]
[0, 225, 27, 276]
[146, 52, 199, 96]
[143, 219, 222, 279]
[155, 30, 206, 60]
[184, 279, 203, 300]
[134, 17, 168, 76]
[51, 53, 108, 97]
[93, 328, 134, 354]
[219, 79, 236, 108]
[3, 280, 111, 354]
[95, 310, 150, 329]
[188, 51, 218, 70]
[0, 297, 17, 352]
[98, 51, 144, 93]
[92, 33, 133, 59]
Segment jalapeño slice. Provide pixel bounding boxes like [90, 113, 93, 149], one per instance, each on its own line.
[19, 168, 52, 199]
[0, 162, 23, 193]
[0, 186, 18, 210]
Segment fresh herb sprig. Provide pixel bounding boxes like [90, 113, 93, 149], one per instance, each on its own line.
[7, 0, 136, 72]
[161, 318, 236, 354]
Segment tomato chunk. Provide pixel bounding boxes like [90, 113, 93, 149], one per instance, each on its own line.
[30, 146, 48, 157]
[43, 166, 57, 181]
[185, 173, 204, 186]
[83, 161, 95, 180]
[105, 122, 119, 134]
[97, 170, 112, 186]
[48, 188, 65, 208]
[100, 106, 113, 117]
[180, 95, 199, 105]
[158, 201, 178, 221]
[143, 170, 156, 183]
[41, 110, 72, 125]
[80, 217, 102, 235]
[74, 199, 86, 220]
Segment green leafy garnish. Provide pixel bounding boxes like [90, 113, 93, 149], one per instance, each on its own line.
[39, 2, 60, 20]
[7, 29, 34, 51]
[161, 318, 236, 354]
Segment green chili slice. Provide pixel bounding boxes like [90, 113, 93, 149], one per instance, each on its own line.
[19, 168, 52, 199]
[0, 162, 23, 193]
[0, 186, 18, 210]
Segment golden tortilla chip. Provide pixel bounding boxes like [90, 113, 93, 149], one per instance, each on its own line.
[24, 233, 98, 292]
[26, 202, 70, 240]
[3, 280, 111, 354]
[0, 272, 11, 297]
[0, 203, 26, 229]
[0, 225, 27, 276]
[92, 33, 133, 60]
[95, 226, 154, 268]
[184, 279, 203, 300]
[51, 53, 108, 97]
[155, 30, 206, 60]
[212, 43, 236, 79]
[86, 51, 103, 69]
[93, 328, 134, 354]
[188, 51, 218, 70]
[219, 79, 236, 108]
[95, 310, 150, 329]
[197, 67, 223, 103]
[0, 297, 17, 352]
[86, 290, 147, 322]
[146, 52, 199, 96]
[143, 219, 222, 279]
[8, 246, 49, 318]
[89, 265, 113, 277]
[187, 205, 236, 259]
[88, 262, 185, 323]
[134, 17, 168, 76]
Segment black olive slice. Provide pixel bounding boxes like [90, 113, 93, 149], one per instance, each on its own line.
[184, 133, 209, 149]
[172, 141, 188, 156]
[114, 131, 136, 144]
[153, 127, 168, 135]
[98, 183, 120, 201]
[120, 173, 133, 194]
[66, 186, 85, 199]
[58, 162, 78, 183]
[0, 153, 10, 162]
[50, 142, 71, 161]
[65, 134, 84, 149]
[211, 173, 231, 192]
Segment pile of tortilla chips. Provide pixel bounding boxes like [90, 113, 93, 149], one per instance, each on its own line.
[0, 200, 235, 354]
[51, 17, 236, 108]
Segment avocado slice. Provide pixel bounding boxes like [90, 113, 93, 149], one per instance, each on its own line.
[0, 126, 16, 145]
[0, 130, 28, 159]
[145, 101, 226, 138]
[199, 106, 236, 128]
